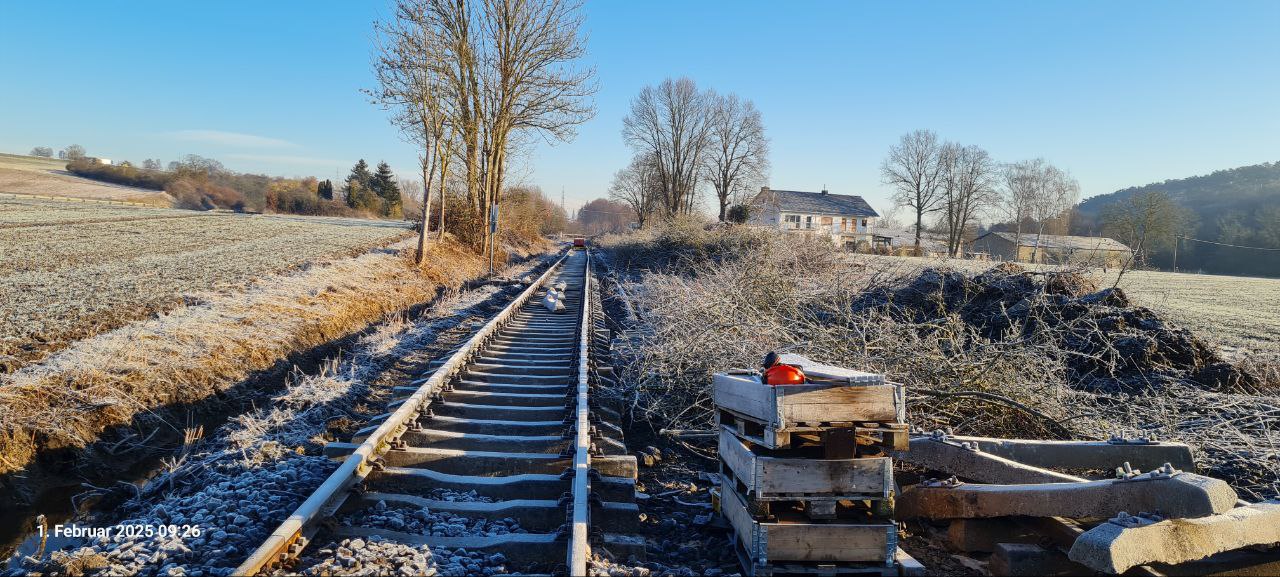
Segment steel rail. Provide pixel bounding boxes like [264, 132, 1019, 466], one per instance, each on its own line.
[568, 249, 592, 575]
[235, 253, 570, 575]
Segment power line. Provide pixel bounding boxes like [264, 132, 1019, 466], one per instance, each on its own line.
[1178, 235, 1280, 252]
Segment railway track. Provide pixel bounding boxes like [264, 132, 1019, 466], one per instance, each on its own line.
[236, 249, 639, 576]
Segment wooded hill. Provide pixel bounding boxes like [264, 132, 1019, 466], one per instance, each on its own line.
[1073, 161, 1280, 277]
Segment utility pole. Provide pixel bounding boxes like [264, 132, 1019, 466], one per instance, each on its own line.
[1172, 235, 1179, 272]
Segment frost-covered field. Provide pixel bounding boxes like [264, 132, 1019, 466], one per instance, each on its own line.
[0, 197, 411, 372]
[844, 253, 1280, 358]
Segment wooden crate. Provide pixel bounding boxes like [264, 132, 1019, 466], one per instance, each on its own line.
[717, 408, 908, 453]
[719, 427, 893, 503]
[733, 542, 926, 577]
[721, 473, 897, 566]
[713, 373, 905, 450]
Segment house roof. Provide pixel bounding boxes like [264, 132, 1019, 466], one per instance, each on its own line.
[755, 189, 879, 217]
[978, 232, 1132, 252]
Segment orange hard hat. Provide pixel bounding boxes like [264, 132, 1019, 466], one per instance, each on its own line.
[763, 363, 805, 386]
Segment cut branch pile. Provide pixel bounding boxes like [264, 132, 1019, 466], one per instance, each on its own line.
[598, 225, 1280, 499]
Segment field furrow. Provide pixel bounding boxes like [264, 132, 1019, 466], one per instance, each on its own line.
[0, 198, 412, 372]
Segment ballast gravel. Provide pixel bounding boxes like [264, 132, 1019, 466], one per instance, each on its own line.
[296, 536, 514, 577]
[339, 500, 526, 537]
[4, 454, 335, 577]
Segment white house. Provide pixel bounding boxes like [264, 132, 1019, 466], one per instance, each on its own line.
[748, 187, 880, 249]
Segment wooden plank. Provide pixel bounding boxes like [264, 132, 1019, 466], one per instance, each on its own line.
[714, 373, 776, 426]
[780, 385, 899, 424]
[719, 426, 892, 499]
[763, 522, 895, 565]
[715, 373, 902, 435]
[720, 427, 761, 493]
[720, 476, 896, 564]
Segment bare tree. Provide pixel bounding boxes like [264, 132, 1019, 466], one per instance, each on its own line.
[29, 147, 53, 158]
[622, 77, 714, 218]
[371, 0, 595, 258]
[372, 0, 458, 263]
[609, 153, 661, 228]
[881, 130, 944, 253]
[475, 0, 596, 254]
[1100, 190, 1187, 268]
[61, 144, 86, 160]
[938, 142, 999, 257]
[702, 92, 768, 222]
[1028, 164, 1079, 262]
[576, 198, 633, 234]
[1000, 159, 1042, 248]
[999, 158, 1079, 261]
[142, 158, 163, 171]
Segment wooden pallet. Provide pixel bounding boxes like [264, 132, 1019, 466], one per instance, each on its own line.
[717, 408, 908, 455]
[734, 543, 926, 577]
[733, 538, 926, 576]
[720, 473, 898, 567]
[719, 427, 894, 520]
[713, 375, 905, 452]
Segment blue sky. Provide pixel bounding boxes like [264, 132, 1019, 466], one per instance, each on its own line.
[3, 1, 1278, 216]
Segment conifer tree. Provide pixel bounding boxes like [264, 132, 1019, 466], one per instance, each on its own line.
[371, 161, 402, 216]
[317, 179, 334, 200]
[343, 159, 373, 208]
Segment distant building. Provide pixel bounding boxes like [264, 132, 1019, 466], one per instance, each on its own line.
[86, 157, 111, 165]
[748, 187, 879, 249]
[866, 224, 950, 257]
[971, 232, 1132, 267]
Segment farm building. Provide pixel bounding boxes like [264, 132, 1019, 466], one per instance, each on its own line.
[971, 232, 1132, 267]
[748, 187, 879, 249]
[866, 224, 950, 257]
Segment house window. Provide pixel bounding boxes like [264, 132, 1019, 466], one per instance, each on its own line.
[804, 216, 813, 229]
[783, 214, 800, 229]
[861, 219, 868, 227]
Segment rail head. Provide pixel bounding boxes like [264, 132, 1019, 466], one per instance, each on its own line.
[235, 251, 570, 576]
[568, 249, 592, 576]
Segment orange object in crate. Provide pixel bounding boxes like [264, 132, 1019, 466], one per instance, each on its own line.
[761, 351, 805, 385]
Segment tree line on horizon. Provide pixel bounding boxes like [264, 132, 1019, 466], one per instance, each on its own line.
[1073, 161, 1280, 277]
[62, 150, 404, 218]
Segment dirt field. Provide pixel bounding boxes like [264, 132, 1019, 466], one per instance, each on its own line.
[845, 254, 1280, 359]
[0, 153, 172, 204]
[0, 196, 413, 372]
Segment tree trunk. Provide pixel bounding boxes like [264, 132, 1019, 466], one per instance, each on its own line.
[914, 204, 924, 255]
[417, 155, 435, 265]
[437, 146, 450, 240]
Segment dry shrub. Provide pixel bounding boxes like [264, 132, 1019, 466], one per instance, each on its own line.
[166, 176, 246, 211]
[602, 225, 1280, 499]
[599, 216, 777, 275]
